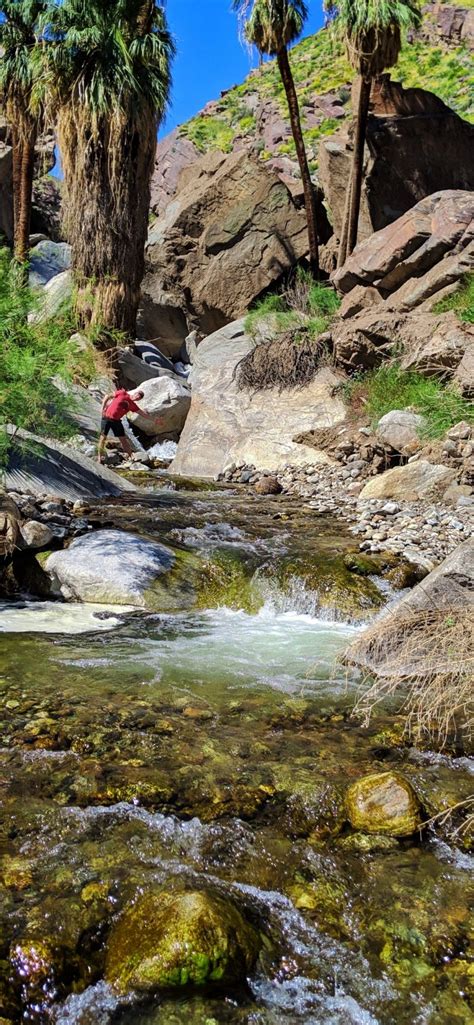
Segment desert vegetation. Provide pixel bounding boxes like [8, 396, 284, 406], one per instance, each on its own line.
[0, 0, 174, 343]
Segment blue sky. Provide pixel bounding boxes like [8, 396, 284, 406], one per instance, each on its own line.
[162, 1, 326, 134]
[53, 3, 325, 174]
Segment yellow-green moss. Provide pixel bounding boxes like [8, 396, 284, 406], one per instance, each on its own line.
[105, 890, 261, 993]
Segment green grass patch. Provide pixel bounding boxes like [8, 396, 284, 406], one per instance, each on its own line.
[0, 250, 101, 466]
[433, 273, 474, 323]
[346, 363, 474, 439]
[181, 114, 235, 153]
[244, 272, 340, 341]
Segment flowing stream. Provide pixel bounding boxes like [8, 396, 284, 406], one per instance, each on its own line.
[0, 482, 472, 1025]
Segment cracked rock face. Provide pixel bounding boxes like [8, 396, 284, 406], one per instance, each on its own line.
[140, 151, 316, 351]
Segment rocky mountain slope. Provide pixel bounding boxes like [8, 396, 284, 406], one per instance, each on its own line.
[151, 2, 474, 216]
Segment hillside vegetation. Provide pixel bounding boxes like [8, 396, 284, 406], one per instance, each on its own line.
[181, 3, 473, 173]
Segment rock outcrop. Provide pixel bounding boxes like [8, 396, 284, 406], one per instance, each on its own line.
[333, 190, 474, 298]
[140, 151, 315, 350]
[0, 118, 56, 242]
[331, 191, 474, 378]
[320, 82, 474, 244]
[332, 307, 474, 375]
[4, 426, 135, 501]
[171, 320, 346, 477]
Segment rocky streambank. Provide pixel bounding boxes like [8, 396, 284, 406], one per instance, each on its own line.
[219, 435, 474, 572]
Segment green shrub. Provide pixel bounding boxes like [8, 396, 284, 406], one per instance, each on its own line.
[433, 273, 474, 323]
[346, 363, 474, 438]
[0, 250, 91, 465]
[244, 270, 340, 342]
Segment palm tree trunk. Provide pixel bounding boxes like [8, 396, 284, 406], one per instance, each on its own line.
[11, 127, 22, 249]
[15, 132, 36, 267]
[337, 176, 352, 269]
[277, 47, 319, 278]
[346, 75, 372, 257]
[59, 108, 157, 349]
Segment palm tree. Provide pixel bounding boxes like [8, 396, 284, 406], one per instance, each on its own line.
[234, 0, 319, 277]
[0, 1, 46, 268]
[39, 0, 174, 341]
[327, 0, 421, 266]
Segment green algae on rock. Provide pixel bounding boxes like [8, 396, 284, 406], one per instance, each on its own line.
[105, 890, 261, 993]
[345, 771, 422, 837]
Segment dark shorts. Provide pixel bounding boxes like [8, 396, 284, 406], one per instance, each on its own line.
[100, 417, 125, 438]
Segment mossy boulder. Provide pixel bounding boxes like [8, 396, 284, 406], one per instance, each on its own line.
[278, 553, 385, 622]
[345, 771, 422, 837]
[105, 889, 261, 994]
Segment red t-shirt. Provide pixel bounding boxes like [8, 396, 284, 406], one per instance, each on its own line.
[104, 390, 142, 421]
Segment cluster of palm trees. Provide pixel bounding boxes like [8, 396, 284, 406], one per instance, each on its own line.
[236, 1, 421, 277]
[0, 0, 421, 345]
[0, 0, 174, 338]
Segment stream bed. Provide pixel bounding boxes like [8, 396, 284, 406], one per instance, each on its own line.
[0, 484, 472, 1025]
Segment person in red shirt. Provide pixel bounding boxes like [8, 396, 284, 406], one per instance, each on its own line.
[97, 388, 161, 463]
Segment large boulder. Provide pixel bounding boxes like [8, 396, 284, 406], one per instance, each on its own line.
[44, 529, 175, 607]
[105, 889, 261, 993]
[29, 241, 71, 288]
[384, 538, 474, 616]
[344, 540, 474, 700]
[4, 426, 135, 501]
[116, 349, 181, 390]
[345, 771, 422, 837]
[29, 270, 73, 324]
[321, 79, 474, 246]
[140, 150, 311, 351]
[375, 410, 425, 453]
[332, 307, 473, 376]
[333, 190, 474, 298]
[171, 320, 345, 477]
[358, 460, 456, 502]
[130, 376, 191, 437]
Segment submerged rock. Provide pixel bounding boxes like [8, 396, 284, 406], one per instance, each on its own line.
[105, 889, 261, 993]
[345, 771, 422, 837]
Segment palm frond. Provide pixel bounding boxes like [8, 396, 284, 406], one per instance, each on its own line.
[325, 0, 421, 76]
[233, 0, 308, 55]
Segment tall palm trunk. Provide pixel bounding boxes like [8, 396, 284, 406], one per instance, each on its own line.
[16, 129, 36, 265]
[11, 126, 22, 249]
[337, 175, 352, 269]
[59, 107, 157, 344]
[277, 46, 319, 278]
[11, 115, 37, 273]
[346, 74, 371, 258]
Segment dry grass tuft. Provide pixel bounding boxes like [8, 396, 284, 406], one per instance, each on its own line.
[346, 606, 474, 747]
[235, 329, 331, 391]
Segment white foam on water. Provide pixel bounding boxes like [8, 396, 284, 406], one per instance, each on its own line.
[0, 600, 136, 634]
[429, 837, 474, 873]
[53, 981, 123, 1024]
[147, 439, 178, 460]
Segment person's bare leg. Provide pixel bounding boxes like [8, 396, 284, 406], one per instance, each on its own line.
[97, 434, 107, 464]
[119, 437, 134, 458]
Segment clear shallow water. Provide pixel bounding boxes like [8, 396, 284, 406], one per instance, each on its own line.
[0, 488, 472, 1025]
